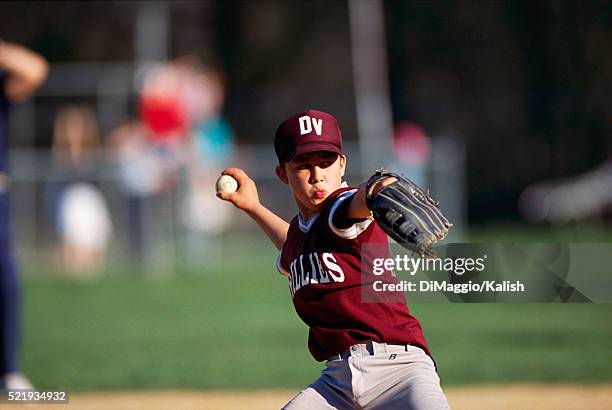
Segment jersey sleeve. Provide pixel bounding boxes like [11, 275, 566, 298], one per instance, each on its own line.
[276, 219, 296, 276]
[276, 249, 289, 276]
[327, 189, 373, 240]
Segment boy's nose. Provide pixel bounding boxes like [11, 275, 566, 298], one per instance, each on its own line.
[310, 167, 324, 183]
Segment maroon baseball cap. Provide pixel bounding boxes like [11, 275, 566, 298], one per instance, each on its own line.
[274, 109, 343, 165]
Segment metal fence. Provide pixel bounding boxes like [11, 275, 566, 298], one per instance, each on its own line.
[7, 140, 466, 278]
[6, 62, 466, 277]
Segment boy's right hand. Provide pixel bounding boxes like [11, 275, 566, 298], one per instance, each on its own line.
[216, 168, 261, 213]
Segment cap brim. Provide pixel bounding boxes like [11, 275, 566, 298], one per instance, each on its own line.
[286, 141, 342, 163]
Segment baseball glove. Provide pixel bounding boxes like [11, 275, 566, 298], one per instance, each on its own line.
[366, 169, 452, 257]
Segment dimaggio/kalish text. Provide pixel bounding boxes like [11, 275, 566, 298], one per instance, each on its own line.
[373, 280, 525, 294]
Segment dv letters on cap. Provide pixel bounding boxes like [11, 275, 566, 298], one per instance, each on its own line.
[299, 115, 323, 136]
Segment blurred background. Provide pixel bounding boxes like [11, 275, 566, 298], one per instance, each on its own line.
[1, 0, 611, 403]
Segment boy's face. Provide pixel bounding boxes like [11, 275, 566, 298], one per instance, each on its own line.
[276, 151, 346, 216]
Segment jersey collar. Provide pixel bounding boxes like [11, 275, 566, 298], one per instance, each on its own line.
[297, 181, 348, 233]
[298, 212, 319, 233]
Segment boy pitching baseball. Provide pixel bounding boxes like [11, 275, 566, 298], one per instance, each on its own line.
[218, 110, 450, 409]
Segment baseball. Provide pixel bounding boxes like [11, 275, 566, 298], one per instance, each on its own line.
[216, 174, 239, 193]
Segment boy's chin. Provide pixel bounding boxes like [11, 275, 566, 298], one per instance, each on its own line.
[304, 197, 327, 212]
[296, 193, 332, 215]
[311, 194, 331, 206]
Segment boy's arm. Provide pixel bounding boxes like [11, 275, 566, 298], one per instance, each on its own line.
[217, 168, 289, 251]
[346, 177, 398, 219]
[245, 205, 289, 251]
[0, 40, 48, 103]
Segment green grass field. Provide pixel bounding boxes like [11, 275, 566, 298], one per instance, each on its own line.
[20, 226, 612, 391]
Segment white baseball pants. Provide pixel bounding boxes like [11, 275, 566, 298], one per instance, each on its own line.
[282, 341, 451, 410]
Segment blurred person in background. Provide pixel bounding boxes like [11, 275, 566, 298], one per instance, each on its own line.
[107, 118, 164, 266]
[392, 121, 431, 188]
[520, 160, 612, 225]
[139, 60, 191, 189]
[178, 58, 236, 256]
[0, 39, 48, 389]
[44, 105, 112, 277]
[139, 56, 237, 262]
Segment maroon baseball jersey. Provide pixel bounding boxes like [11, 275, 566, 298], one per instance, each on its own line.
[278, 186, 431, 362]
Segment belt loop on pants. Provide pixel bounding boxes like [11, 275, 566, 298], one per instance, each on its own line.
[329, 341, 414, 361]
[371, 340, 383, 355]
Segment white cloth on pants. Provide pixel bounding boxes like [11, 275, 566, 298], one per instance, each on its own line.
[283, 341, 450, 410]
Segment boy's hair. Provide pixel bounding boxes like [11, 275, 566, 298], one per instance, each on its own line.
[274, 110, 343, 165]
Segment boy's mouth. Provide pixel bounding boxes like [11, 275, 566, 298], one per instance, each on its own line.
[314, 189, 327, 199]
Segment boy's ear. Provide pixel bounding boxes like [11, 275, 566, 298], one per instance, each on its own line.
[339, 154, 347, 177]
[275, 164, 289, 184]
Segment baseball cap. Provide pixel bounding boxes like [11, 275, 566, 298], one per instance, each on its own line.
[274, 109, 343, 165]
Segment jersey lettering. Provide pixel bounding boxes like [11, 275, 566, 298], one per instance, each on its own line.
[312, 252, 329, 283]
[289, 251, 345, 296]
[299, 254, 308, 286]
[322, 252, 345, 282]
[308, 253, 320, 283]
[289, 259, 299, 293]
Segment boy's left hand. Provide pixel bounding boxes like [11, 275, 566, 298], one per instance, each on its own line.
[365, 170, 452, 257]
[349, 177, 398, 219]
